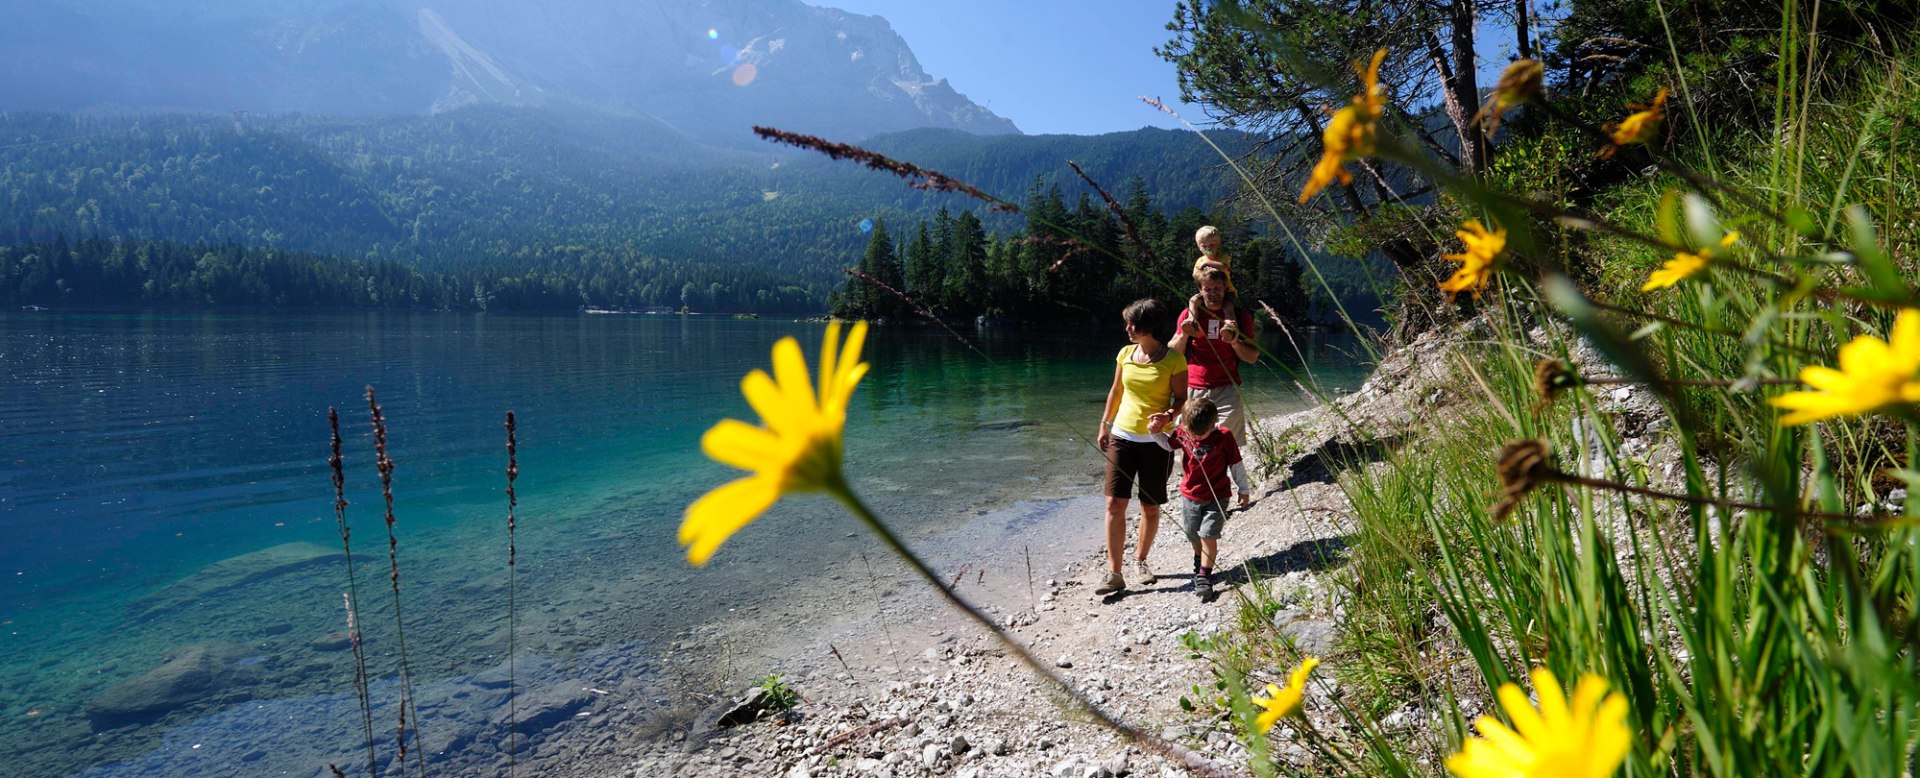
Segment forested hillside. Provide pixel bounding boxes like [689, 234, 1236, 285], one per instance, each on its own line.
[0, 108, 1283, 315]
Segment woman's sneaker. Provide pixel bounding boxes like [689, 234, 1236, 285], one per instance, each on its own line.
[1134, 558, 1158, 585]
[1094, 571, 1127, 595]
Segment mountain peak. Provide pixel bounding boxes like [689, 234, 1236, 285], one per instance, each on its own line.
[0, 0, 1019, 140]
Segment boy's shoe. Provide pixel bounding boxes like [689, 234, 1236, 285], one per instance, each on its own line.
[1134, 558, 1158, 585]
[1194, 573, 1214, 599]
[1094, 571, 1126, 595]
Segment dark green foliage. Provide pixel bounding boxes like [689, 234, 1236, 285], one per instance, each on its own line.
[0, 109, 1254, 309]
[827, 188, 1339, 325]
[0, 237, 819, 314]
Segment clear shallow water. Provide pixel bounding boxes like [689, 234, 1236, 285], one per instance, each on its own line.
[0, 311, 1366, 776]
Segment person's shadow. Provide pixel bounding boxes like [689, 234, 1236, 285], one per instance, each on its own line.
[1210, 535, 1351, 591]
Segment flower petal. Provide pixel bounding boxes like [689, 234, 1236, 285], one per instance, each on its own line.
[1530, 667, 1571, 729]
[702, 419, 795, 474]
[743, 369, 806, 436]
[819, 322, 842, 401]
[771, 336, 819, 414]
[679, 475, 782, 566]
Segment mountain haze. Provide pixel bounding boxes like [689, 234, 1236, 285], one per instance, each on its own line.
[1, 0, 1019, 141]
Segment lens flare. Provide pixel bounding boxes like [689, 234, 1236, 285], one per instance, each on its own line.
[707, 28, 719, 40]
[731, 63, 758, 86]
[858, 218, 874, 234]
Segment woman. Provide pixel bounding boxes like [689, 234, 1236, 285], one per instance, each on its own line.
[1094, 298, 1187, 595]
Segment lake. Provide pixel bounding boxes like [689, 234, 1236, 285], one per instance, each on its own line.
[0, 311, 1367, 777]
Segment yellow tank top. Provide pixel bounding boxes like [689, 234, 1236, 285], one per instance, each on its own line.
[1113, 344, 1187, 436]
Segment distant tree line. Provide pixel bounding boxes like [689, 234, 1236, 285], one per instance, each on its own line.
[0, 236, 819, 313]
[832, 177, 1317, 323]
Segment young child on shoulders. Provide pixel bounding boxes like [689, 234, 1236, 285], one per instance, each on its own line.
[1189, 225, 1240, 341]
[1148, 397, 1249, 599]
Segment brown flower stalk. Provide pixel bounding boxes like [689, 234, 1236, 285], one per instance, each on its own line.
[754, 126, 1019, 213]
[1529, 358, 1793, 409]
[843, 268, 983, 356]
[1492, 440, 1555, 522]
[1065, 159, 1161, 267]
[367, 387, 427, 777]
[329, 408, 377, 777]
[504, 410, 520, 778]
[1489, 438, 1865, 523]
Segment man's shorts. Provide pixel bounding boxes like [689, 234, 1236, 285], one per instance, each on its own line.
[1189, 383, 1245, 442]
[1181, 496, 1228, 541]
[1104, 438, 1172, 505]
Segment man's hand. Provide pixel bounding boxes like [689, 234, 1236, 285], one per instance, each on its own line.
[1220, 323, 1241, 344]
[1179, 318, 1203, 339]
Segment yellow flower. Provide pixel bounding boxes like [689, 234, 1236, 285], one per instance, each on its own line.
[1601, 88, 1668, 158]
[679, 320, 870, 565]
[1446, 668, 1631, 778]
[1300, 50, 1388, 204]
[1476, 59, 1545, 135]
[1439, 220, 1507, 302]
[1640, 231, 1738, 291]
[1771, 309, 1920, 425]
[1251, 656, 1320, 733]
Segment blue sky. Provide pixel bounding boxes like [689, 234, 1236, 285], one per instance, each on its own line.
[820, 0, 1529, 137]
[820, 0, 1208, 136]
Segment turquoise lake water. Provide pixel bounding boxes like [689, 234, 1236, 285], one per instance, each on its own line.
[0, 311, 1366, 776]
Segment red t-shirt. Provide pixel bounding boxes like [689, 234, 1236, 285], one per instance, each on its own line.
[1175, 426, 1243, 502]
[1176, 306, 1254, 388]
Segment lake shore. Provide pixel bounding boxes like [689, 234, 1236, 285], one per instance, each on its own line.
[510, 332, 1454, 778]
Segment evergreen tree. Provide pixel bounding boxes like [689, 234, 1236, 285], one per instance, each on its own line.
[943, 211, 989, 316]
[904, 221, 938, 305]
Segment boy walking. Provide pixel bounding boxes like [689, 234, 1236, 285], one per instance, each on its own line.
[1165, 398, 1249, 598]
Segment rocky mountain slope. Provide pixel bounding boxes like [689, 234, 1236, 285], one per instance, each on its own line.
[0, 0, 1018, 142]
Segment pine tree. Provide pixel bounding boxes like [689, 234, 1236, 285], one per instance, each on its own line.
[945, 210, 989, 316]
[904, 221, 938, 307]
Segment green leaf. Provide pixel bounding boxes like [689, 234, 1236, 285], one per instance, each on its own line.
[1656, 189, 1683, 246]
[1682, 192, 1722, 249]
[1845, 206, 1909, 302]
[1785, 206, 1821, 238]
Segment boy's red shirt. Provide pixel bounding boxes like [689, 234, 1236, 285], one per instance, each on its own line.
[1174, 426, 1242, 503]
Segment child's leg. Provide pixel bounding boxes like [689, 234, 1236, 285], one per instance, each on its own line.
[1199, 538, 1219, 570]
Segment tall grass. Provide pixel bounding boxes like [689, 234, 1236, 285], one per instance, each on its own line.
[1200, 9, 1920, 776]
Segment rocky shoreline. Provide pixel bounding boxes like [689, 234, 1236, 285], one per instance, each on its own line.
[547, 331, 1469, 777]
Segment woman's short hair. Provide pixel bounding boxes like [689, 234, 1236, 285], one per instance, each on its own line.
[1184, 397, 1220, 435]
[1122, 298, 1174, 342]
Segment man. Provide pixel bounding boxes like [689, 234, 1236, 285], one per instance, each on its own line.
[1170, 266, 1258, 443]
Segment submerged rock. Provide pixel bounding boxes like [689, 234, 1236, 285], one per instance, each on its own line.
[130, 542, 347, 621]
[86, 641, 262, 730]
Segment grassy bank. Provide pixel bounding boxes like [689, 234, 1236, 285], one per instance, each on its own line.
[1197, 13, 1920, 778]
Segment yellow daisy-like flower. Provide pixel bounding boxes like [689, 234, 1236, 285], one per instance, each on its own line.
[1770, 309, 1920, 425]
[678, 320, 870, 565]
[1439, 220, 1507, 302]
[1600, 88, 1668, 158]
[1446, 668, 1631, 778]
[1251, 656, 1320, 733]
[1476, 59, 1545, 135]
[1640, 230, 1738, 291]
[1300, 50, 1388, 204]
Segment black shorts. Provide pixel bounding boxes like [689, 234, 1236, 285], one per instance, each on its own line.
[1104, 438, 1173, 505]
